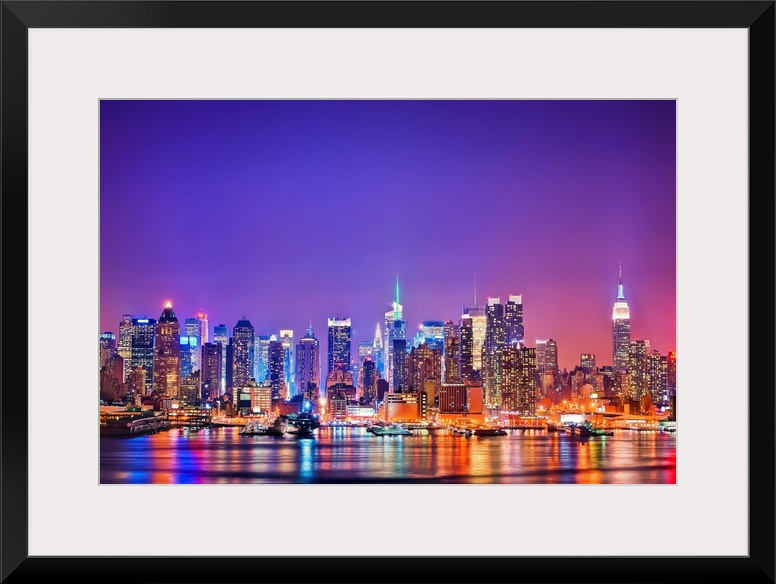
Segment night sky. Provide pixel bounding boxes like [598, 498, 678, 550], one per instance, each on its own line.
[100, 100, 676, 370]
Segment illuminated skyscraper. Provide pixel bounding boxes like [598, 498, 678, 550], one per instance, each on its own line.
[504, 294, 524, 346]
[458, 317, 475, 381]
[179, 336, 198, 380]
[667, 351, 677, 396]
[443, 320, 460, 383]
[360, 358, 377, 403]
[408, 342, 442, 395]
[392, 339, 407, 390]
[627, 339, 650, 400]
[99, 332, 116, 368]
[647, 350, 668, 405]
[327, 318, 352, 376]
[612, 263, 631, 373]
[373, 322, 384, 377]
[153, 302, 180, 398]
[384, 276, 406, 390]
[536, 339, 559, 375]
[196, 311, 209, 344]
[185, 318, 202, 372]
[231, 318, 255, 389]
[256, 335, 272, 383]
[483, 297, 506, 407]
[118, 315, 133, 380]
[296, 323, 320, 397]
[501, 344, 537, 415]
[358, 340, 373, 372]
[268, 339, 285, 400]
[462, 276, 487, 371]
[201, 342, 222, 401]
[280, 330, 296, 396]
[580, 353, 596, 373]
[213, 324, 228, 393]
[420, 320, 445, 351]
[130, 316, 156, 394]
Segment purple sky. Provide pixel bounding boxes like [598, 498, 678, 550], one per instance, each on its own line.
[100, 100, 675, 370]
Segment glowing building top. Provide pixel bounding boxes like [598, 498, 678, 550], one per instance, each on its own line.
[612, 262, 631, 321]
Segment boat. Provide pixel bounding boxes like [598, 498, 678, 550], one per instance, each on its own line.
[547, 422, 562, 432]
[240, 421, 268, 436]
[577, 421, 614, 437]
[265, 417, 288, 436]
[473, 426, 507, 436]
[295, 425, 315, 438]
[370, 424, 413, 436]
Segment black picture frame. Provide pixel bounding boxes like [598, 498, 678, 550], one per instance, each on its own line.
[1, 1, 773, 583]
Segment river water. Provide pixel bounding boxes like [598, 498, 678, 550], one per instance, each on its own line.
[100, 426, 676, 484]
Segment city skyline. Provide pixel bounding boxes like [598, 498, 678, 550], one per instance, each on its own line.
[100, 100, 676, 371]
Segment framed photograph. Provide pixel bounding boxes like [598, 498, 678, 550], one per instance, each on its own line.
[2, 1, 773, 583]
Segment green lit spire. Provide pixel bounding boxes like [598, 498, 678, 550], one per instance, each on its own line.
[394, 274, 400, 320]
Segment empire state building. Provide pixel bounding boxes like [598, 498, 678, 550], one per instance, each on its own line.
[612, 264, 631, 374]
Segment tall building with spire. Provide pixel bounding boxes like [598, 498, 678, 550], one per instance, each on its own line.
[612, 263, 631, 373]
[296, 323, 320, 397]
[384, 275, 407, 390]
[154, 301, 180, 398]
[462, 276, 486, 371]
[373, 322, 384, 378]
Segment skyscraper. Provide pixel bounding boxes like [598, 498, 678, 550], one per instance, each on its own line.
[296, 323, 320, 397]
[373, 322, 384, 378]
[501, 344, 537, 415]
[612, 263, 631, 373]
[268, 339, 285, 400]
[647, 350, 668, 406]
[118, 315, 133, 380]
[443, 320, 460, 383]
[201, 342, 222, 401]
[256, 335, 272, 383]
[667, 351, 677, 396]
[99, 332, 116, 368]
[462, 277, 486, 371]
[419, 320, 445, 351]
[213, 324, 228, 393]
[392, 338, 407, 391]
[408, 342, 442, 395]
[280, 330, 296, 396]
[231, 318, 255, 389]
[179, 336, 198, 380]
[327, 318, 352, 376]
[504, 294, 524, 346]
[184, 318, 201, 372]
[627, 339, 650, 400]
[458, 317, 475, 381]
[483, 297, 506, 407]
[153, 301, 180, 398]
[360, 358, 377, 403]
[384, 276, 406, 390]
[196, 311, 209, 345]
[130, 316, 156, 394]
[358, 341, 373, 373]
[536, 339, 559, 375]
[580, 353, 596, 373]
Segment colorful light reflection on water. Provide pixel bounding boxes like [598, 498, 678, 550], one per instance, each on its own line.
[100, 428, 676, 484]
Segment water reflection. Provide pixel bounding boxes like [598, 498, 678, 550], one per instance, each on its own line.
[101, 428, 677, 484]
